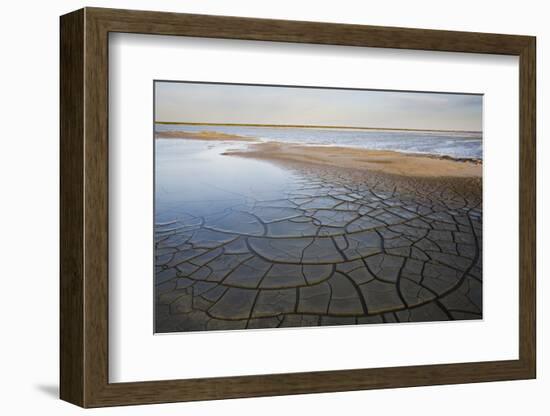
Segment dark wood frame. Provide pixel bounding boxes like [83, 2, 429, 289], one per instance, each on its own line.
[60, 7, 536, 408]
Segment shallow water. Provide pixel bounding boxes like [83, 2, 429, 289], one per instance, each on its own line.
[155, 139, 298, 223]
[155, 123, 482, 160]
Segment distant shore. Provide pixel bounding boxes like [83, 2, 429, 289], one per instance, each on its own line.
[224, 142, 482, 178]
[155, 122, 481, 135]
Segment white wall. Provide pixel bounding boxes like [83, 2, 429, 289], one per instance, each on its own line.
[0, 0, 545, 414]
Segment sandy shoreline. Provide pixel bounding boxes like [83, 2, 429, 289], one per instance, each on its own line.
[223, 141, 482, 178]
[155, 130, 481, 178]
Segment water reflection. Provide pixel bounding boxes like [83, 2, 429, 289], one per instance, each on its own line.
[155, 139, 299, 223]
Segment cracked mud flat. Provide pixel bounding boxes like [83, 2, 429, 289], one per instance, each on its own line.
[155, 139, 482, 333]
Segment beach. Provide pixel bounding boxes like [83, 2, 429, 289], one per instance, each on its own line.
[155, 128, 482, 178]
[223, 141, 481, 178]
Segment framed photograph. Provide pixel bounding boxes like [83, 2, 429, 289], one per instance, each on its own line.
[60, 7, 536, 407]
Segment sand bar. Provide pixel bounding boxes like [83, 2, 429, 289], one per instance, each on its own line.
[223, 142, 481, 178]
[155, 130, 258, 142]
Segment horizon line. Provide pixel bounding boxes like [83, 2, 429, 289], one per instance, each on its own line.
[154, 121, 482, 134]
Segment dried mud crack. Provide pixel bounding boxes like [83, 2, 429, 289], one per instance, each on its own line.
[155, 163, 482, 332]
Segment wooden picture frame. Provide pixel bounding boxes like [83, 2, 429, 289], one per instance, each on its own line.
[60, 7, 536, 408]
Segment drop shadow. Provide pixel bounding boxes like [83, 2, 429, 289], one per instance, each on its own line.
[35, 384, 59, 399]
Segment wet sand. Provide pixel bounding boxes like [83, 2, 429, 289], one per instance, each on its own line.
[224, 142, 481, 178]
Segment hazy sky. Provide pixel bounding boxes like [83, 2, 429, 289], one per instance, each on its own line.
[155, 81, 482, 131]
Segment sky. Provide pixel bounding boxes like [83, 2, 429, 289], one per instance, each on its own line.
[155, 81, 483, 131]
